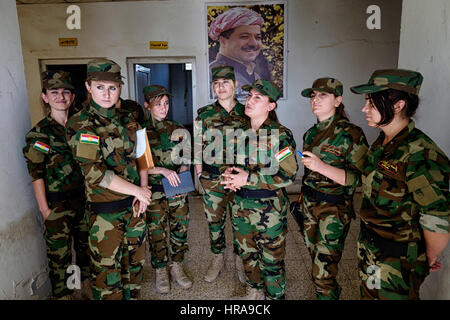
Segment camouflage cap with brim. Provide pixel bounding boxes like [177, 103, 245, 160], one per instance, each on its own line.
[301, 77, 343, 97]
[242, 79, 282, 102]
[350, 69, 423, 95]
[143, 84, 173, 101]
[86, 58, 124, 84]
[41, 70, 75, 90]
[212, 65, 235, 81]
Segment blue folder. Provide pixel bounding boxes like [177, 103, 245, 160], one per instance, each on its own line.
[161, 171, 195, 198]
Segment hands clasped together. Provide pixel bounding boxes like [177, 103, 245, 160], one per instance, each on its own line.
[220, 167, 249, 191]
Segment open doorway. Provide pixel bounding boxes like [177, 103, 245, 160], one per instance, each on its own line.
[40, 59, 91, 110]
[127, 58, 195, 133]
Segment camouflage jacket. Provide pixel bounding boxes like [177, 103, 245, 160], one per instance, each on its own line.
[117, 98, 148, 128]
[302, 114, 368, 196]
[66, 100, 141, 203]
[236, 118, 298, 191]
[146, 116, 189, 185]
[194, 100, 246, 171]
[23, 113, 84, 193]
[360, 120, 449, 242]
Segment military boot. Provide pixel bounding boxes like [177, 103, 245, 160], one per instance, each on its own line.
[239, 287, 265, 300]
[155, 266, 170, 294]
[170, 262, 193, 289]
[204, 253, 224, 282]
[235, 254, 246, 284]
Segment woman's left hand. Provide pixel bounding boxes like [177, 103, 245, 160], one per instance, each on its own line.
[221, 167, 249, 191]
[301, 151, 324, 173]
[132, 197, 148, 218]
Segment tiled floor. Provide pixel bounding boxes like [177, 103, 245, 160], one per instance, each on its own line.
[140, 192, 362, 300]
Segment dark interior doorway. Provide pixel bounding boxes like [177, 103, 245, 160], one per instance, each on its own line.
[46, 64, 87, 108]
[133, 63, 193, 133]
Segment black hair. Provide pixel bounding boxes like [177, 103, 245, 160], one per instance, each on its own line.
[368, 89, 419, 126]
[268, 98, 279, 123]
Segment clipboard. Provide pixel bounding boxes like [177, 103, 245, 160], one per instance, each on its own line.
[161, 171, 195, 198]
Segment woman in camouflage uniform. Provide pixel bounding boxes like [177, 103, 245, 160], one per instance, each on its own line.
[298, 77, 369, 300]
[142, 85, 192, 294]
[221, 79, 298, 300]
[195, 65, 246, 283]
[23, 70, 90, 299]
[351, 69, 449, 300]
[66, 59, 152, 300]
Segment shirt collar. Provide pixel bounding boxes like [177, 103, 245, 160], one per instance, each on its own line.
[315, 114, 337, 131]
[89, 99, 116, 118]
[374, 120, 415, 152]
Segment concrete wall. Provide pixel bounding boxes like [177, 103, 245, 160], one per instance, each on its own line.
[17, 0, 402, 153]
[398, 0, 450, 300]
[0, 0, 50, 300]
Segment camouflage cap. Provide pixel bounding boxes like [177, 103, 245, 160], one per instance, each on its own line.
[211, 65, 235, 81]
[41, 70, 74, 90]
[350, 69, 423, 95]
[143, 84, 173, 101]
[301, 77, 343, 97]
[242, 79, 282, 102]
[86, 58, 124, 84]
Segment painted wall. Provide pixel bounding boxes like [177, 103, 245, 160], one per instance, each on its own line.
[17, 0, 402, 156]
[0, 0, 50, 299]
[398, 0, 450, 299]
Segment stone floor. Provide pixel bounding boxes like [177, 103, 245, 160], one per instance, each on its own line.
[140, 192, 362, 300]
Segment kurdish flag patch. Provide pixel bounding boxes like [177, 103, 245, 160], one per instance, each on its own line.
[275, 147, 292, 162]
[33, 141, 50, 154]
[80, 133, 100, 145]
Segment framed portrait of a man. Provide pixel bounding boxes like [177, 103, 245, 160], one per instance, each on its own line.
[206, 1, 287, 101]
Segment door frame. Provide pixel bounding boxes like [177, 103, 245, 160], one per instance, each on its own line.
[39, 58, 102, 72]
[126, 57, 197, 124]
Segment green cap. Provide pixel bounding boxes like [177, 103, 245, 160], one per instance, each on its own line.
[86, 58, 124, 84]
[242, 79, 282, 102]
[350, 69, 423, 95]
[212, 65, 235, 81]
[41, 70, 74, 90]
[143, 84, 173, 101]
[301, 77, 343, 97]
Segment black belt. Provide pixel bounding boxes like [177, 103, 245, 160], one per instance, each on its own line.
[47, 188, 84, 203]
[302, 185, 345, 205]
[360, 222, 424, 258]
[203, 163, 221, 176]
[88, 196, 133, 214]
[236, 188, 277, 199]
[149, 184, 164, 192]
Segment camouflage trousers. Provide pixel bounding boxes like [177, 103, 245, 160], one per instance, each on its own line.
[146, 191, 189, 269]
[44, 197, 90, 298]
[87, 206, 146, 300]
[232, 193, 288, 300]
[357, 233, 429, 300]
[300, 193, 352, 300]
[199, 173, 238, 255]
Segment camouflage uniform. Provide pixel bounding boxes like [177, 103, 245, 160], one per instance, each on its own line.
[299, 78, 369, 300]
[232, 79, 298, 300]
[351, 69, 450, 300]
[143, 85, 190, 269]
[22, 70, 89, 298]
[195, 66, 246, 255]
[66, 59, 146, 300]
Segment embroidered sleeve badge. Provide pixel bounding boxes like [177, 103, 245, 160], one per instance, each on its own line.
[33, 141, 50, 154]
[275, 147, 293, 162]
[80, 134, 100, 145]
